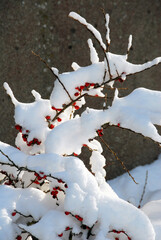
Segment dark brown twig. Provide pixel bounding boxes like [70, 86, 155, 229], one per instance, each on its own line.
[31, 51, 73, 101]
[138, 170, 148, 208]
[69, 14, 113, 80]
[98, 136, 138, 184]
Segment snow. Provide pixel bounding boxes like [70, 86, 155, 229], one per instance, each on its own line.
[127, 35, 132, 52]
[69, 12, 106, 50]
[105, 13, 110, 45]
[109, 155, 161, 240]
[87, 39, 99, 64]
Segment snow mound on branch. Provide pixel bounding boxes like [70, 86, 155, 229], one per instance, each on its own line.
[108, 87, 161, 143]
[0, 143, 155, 240]
[50, 62, 105, 108]
[19, 210, 77, 240]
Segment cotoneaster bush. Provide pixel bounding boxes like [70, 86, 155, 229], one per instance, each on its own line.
[0, 10, 161, 240]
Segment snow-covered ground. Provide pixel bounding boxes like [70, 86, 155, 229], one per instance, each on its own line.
[109, 155, 161, 239]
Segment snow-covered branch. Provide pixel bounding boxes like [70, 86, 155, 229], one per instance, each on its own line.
[0, 9, 161, 240]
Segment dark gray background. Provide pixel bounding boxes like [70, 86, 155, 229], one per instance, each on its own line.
[0, 0, 161, 179]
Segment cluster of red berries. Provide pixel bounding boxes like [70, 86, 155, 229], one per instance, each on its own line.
[64, 211, 83, 222]
[111, 229, 131, 240]
[74, 82, 96, 97]
[45, 115, 55, 129]
[72, 101, 80, 110]
[97, 128, 103, 137]
[15, 124, 22, 132]
[27, 137, 41, 146]
[51, 179, 68, 198]
[51, 107, 62, 112]
[33, 172, 47, 185]
[15, 125, 42, 146]
[75, 215, 83, 222]
[51, 186, 64, 199]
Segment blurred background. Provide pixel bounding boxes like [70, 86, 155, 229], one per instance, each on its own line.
[0, 0, 161, 179]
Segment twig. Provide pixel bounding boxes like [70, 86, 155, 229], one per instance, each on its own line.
[31, 51, 73, 101]
[138, 170, 148, 208]
[0, 149, 66, 184]
[69, 14, 113, 79]
[99, 136, 138, 184]
[108, 229, 131, 240]
[52, 93, 87, 122]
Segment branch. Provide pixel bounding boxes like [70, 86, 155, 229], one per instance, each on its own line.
[99, 136, 138, 184]
[52, 93, 87, 122]
[69, 12, 113, 79]
[31, 51, 73, 101]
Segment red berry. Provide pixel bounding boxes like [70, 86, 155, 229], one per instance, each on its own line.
[34, 172, 39, 177]
[95, 94, 98, 97]
[52, 106, 57, 110]
[37, 141, 41, 145]
[117, 123, 120, 127]
[75, 215, 83, 221]
[15, 125, 22, 132]
[12, 212, 16, 216]
[45, 115, 51, 120]
[115, 238, 119, 240]
[83, 144, 87, 147]
[16, 236, 22, 240]
[49, 124, 55, 129]
[51, 190, 58, 195]
[58, 179, 63, 183]
[72, 102, 76, 106]
[57, 117, 62, 122]
[58, 233, 63, 237]
[73, 152, 78, 156]
[75, 87, 80, 91]
[97, 129, 103, 136]
[65, 227, 70, 231]
[74, 105, 80, 110]
[27, 141, 33, 146]
[65, 211, 70, 215]
[22, 134, 28, 142]
[90, 83, 95, 87]
[85, 82, 90, 87]
[80, 85, 85, 90]
[74, 92, 79, 97]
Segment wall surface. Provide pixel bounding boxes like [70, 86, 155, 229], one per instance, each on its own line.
[0, 0, 161, 179]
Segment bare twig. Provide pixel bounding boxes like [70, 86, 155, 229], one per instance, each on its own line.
[99, 136, 138, 184]
[138, 170, 148, 208]
[69, 14, 112, 79]
[32, 51, 73, 101]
